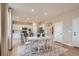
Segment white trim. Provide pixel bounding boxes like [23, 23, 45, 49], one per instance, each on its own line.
[62, 42, 74, 47]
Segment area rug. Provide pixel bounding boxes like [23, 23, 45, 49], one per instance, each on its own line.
[15, 44, 68, 56]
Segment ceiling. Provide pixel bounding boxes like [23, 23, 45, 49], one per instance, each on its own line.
[9, 3, 79, 23]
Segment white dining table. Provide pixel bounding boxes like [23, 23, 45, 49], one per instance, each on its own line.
[27, 36, 52, 40]
[26, 36, 53, 55]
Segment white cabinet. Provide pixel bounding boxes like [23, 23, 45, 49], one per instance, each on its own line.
[72, 18, 79, 47]
[53, 21, 63, 43]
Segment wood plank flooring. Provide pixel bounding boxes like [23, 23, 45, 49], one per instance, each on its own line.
[55, 41, 79, 56]
[9, 40, 79, 56]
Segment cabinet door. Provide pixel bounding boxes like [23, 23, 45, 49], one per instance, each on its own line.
[54, 21, 63, 43]
[72, 18, 79, 47]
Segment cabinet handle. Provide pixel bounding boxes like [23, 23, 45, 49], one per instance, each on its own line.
[74, 32, 76, 36]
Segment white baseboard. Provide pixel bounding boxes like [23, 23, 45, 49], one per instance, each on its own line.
[55, 41, 74, 47]
[61, 42, 74, 47]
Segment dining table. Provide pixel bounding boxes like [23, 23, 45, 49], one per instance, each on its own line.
[26, 36, 53, 55]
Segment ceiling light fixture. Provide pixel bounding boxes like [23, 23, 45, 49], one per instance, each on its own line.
[32, 9, 35, 12]
[16, 16, 19, 19]
[44, 12, 48, 16]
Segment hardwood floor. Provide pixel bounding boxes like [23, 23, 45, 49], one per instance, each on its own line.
[55, 41, 79, 56]
[9, 41, 79, 56]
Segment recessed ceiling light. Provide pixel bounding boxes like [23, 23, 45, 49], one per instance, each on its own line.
[44, 12, 48, 16]
[16, 16, 19, 18]
[32, 9, 35, 12]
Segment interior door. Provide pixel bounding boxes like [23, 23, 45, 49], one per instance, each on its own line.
[53, 21, 63, 43]
[72, 18, 79, 47]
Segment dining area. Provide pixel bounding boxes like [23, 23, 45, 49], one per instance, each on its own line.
[21, 36, 53, 56]
[14, 25, 54, 56]
[11, 21, 66, 56]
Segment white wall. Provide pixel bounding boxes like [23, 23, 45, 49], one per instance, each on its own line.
[51, 8, 79, 46]
[53, 21, 63, 43]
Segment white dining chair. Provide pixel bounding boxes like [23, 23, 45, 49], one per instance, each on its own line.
[24, 42, 31, 56]
[45, 37, 53, 53]
[30, 40, 39, 55]
[38, 39, 45, 55]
